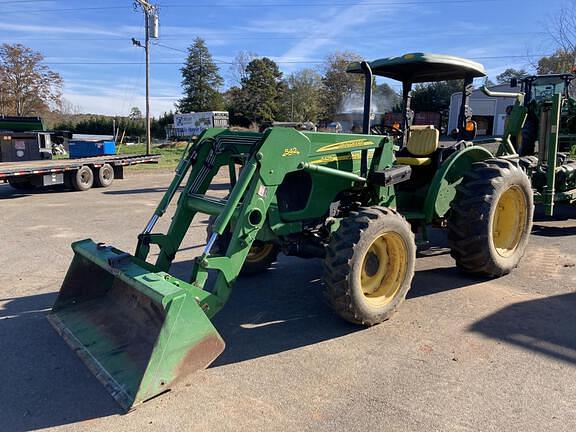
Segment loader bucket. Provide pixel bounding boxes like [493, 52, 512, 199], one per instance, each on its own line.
[47, 239, 225, 412]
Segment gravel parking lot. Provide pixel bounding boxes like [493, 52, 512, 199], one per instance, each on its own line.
[1, 171, 575, 432]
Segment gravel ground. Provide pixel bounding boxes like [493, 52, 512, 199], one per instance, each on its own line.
[1, 171, 575, 432]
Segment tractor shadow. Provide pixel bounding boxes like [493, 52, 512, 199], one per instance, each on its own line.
[408, 266, 488, 299]
[0, 293, 121, 431]
[470, 292, 576, 365]
[170, 253, 486, 368]
[169, 256, 361, 368]
[0, 253, 531, 430]
[532, 205, 576, 237]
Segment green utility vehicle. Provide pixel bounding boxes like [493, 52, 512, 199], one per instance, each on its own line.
[481, 73, 576, 215]
[48, 53, 533, 411]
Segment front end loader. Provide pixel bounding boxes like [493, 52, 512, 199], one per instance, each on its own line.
[49, 53, 535, 411]
[49, 124, 417, 411]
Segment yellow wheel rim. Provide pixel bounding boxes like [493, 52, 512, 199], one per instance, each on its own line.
[246, 242, 274, 263]
[360, 232, 408, 307]
[492, 185, 528, 257]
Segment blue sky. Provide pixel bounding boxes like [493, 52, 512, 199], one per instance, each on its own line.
[1, 0, 566, 116]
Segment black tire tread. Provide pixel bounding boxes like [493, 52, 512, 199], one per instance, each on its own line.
[323, 206, 416, 326]
[447, 158, 534, 277]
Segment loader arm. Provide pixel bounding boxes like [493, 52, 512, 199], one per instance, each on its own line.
[48, 127, 397, 411]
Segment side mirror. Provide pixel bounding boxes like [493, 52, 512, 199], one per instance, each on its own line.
[510, 78, 518, 88]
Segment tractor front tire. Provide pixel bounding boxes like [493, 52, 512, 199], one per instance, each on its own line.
[206, 215, 279, 276]
[448, 159, 533, 277]
[242, 241, 280, 275]
[323, 207, 416, 326]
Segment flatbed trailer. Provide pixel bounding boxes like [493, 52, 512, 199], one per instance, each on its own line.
[0, 154, 160, 192]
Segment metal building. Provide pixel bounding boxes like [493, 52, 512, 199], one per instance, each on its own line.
[448, 84, 518, 136]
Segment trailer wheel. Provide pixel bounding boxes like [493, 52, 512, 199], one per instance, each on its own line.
[71, 166, 94, 191]
[323, 207, 416, 326]
[94, 164, 114, 188]
[448, 159, 534, 277]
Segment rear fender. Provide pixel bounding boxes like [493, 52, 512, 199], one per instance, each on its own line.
[423, 146, 493, 223]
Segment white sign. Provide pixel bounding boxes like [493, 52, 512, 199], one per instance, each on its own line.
[172, 112, 229, 137]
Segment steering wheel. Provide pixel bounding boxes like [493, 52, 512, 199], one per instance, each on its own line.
[381, 125, 404, 138]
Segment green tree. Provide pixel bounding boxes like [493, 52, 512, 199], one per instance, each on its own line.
[281, 68, 322, 122]
[223, 86, 254, 127]
[411, 81, 463, 112]
[129, 106, 143, 120]
[239, 57, 285, 123]
[152, 111, 175, 138]
[178, 37, 224, 113]
[0, 43, 62, 116]
[320, 51, 363, 119]
[373, 83, 401, 112]
[496, 68, 529, 84]
[537, 49, 576, 74]
[229, 50, 257, 86]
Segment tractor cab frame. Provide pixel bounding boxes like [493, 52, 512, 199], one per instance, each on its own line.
[515, 73, 575, 104]
[347, 52, 487, 145]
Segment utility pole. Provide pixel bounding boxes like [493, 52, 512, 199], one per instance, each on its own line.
[133, 0, 158, 155]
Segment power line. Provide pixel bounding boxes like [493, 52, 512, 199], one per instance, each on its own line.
[6, 31, 547, 42]
[2, 0, 502, 14]
[165, 0, 501, 7]
[0, 0, 53, 3]
[43, 53, 554, 66]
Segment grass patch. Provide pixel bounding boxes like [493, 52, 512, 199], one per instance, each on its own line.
[118, 142, 187, 170]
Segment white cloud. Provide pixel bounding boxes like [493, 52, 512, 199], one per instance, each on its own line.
[275, 1, 398, 71]
[62, 76, 181, 116]
[63, 91, 178, 117]
[0, 22, 122, 36]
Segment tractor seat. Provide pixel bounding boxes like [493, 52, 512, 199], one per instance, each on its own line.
[396, 126, 440, 166]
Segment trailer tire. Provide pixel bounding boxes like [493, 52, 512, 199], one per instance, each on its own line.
[206, 215, 279, 276]
[323, 207, 416, 326]
[448, 159, 533, 277]
[71, 166, 94, 191]
[94, 164, 114, 188]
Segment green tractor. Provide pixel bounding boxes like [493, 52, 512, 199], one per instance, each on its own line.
[347, 53, 534, 276]
[47, 53, 533, 411]
[481, 73, 576, 215]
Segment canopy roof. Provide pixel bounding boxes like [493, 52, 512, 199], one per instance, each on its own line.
[347, 53, 486, 83]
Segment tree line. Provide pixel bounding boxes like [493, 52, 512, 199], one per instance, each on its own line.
[178, 39, 401, 127]
[2, 0, 576, 136]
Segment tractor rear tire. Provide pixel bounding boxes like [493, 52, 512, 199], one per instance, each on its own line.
[206, 215, 280, 276]
[94, 164, 114, 188]
[323, 207, 416, 326]
[448, 159, 533, 277]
